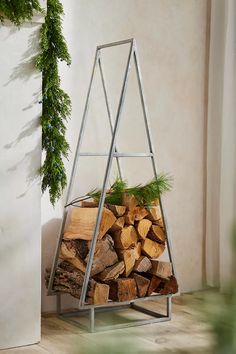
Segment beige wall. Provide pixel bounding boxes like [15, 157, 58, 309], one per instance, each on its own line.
[0, 14, 43, 350]
[42, 0, 208, 312]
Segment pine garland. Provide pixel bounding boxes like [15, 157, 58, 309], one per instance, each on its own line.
[89, 174, 172, 207]
[0, 0, 71, 205]
[0, 0, 43, 25]
[36, 0, 71, 205]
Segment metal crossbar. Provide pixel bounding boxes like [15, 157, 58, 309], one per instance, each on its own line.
[47, 38, 177, 332]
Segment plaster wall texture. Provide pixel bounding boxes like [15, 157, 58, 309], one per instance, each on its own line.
[0, 19, 42, 349]
[42, 0, 208, 312]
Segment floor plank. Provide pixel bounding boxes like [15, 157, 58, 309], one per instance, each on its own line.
[2, 293, 213, 354]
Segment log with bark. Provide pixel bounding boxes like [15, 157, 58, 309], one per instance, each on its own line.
[60, 241, 86, 272]
[133, 256, 152, 273]
[133, 273, 150, 297]
[149, 260, 172, 279]
[86, 234, 118, 276]
[109, 278, 137, 302]
[158, 276, 178, 295]
[96, 261, 125, 281]
[117, 249, 136, 277]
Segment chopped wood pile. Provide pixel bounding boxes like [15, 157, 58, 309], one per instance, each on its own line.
[46, 195, 178, 305]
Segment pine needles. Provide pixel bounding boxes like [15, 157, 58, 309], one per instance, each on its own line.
[88, 174, 172, 206]
[0, 0, 43, 26]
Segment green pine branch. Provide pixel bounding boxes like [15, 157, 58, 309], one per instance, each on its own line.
[89, 174, 172, 207]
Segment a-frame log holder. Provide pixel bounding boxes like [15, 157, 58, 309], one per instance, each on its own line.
[47, 38, 177, 332]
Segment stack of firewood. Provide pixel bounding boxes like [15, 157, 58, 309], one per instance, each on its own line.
[46, 194, 178, 305]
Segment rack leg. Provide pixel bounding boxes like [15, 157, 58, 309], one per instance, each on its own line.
[167, 296, 172, 319]
[56, 294, 62, 315]
[89, 308, 95, 333]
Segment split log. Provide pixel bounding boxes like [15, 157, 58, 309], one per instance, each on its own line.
[81, 200, 98, 208]
[136, 219, 152, 240]
[109, 278, 137, 302]
[158, 276, 178, 295]
[113, 225, 138, 249]
[45, 261, 84, 299]
[96, 261, 125, 281]
[132, 242, 141, 260]
[146, 206, 162, 222]
[87, 280, 110, 305]
[110, 216, 125, 232]
[133, 207, 149, 221]
[106, 204, 126, 217]
[149, 260, 172, 279]
[125, 207, 149, 225]
[122, 193, 138, 210]
[73, 239, 89, 260]
[117, 249, 136, 277]
[147, 275, 162, 295]
[141, 238, 165, 258]
[125, 211, 135, 225]
[60, 241, 86, 272]
[86, 234, 118, 276]
[159, 219, 164, 228]
[64, 207, 116, 240]
[153, 218, 164, 228]
[148, 225, 165, 244]
[133, 256, 152, 273]
[133, 273, 150, 297]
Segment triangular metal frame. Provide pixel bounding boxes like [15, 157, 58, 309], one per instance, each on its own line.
[48, 38, 177, 332]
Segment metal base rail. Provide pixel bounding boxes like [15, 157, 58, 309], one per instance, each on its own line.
[47, 38, 178, 332]
[57, 294, 172, 333]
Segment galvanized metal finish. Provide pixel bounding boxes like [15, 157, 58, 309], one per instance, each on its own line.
[48, 38, 177, 332]
[98, 57, 123, 179]
[78, 40, 134, 307]
[78, 152, 154, 157]
[47, 49, 100, 295]
[59, 295, 172, 333]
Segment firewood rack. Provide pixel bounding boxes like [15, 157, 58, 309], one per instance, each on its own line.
[47, 38, 177, 332]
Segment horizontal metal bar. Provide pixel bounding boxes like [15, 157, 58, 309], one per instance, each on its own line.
[97, 38, 134, 50]
[61, 305, 131, 318]
[60, 312, 171, 333]
[78, 152, 153, 157]
[78, 293, 171, 310]
[131, 304, 164, 318]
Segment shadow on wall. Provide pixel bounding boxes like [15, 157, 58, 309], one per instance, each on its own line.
[4, 26, 41, 86]
[41, 218, 61, 311]
[42, 218, 79, 312]
[2, 26, 42, 199]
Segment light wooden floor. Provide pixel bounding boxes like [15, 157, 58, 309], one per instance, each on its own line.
[1, 293, 213, 354]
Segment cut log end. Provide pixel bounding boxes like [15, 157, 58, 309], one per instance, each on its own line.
[133, 273, 150, 297]
[141, 238, 165, 258]
[109, 278, 137, 302]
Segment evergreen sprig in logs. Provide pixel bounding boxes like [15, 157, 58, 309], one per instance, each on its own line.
[36, 0, 71, 205]
[89, 174, 172, 207]
[0, 0, 43, 25]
